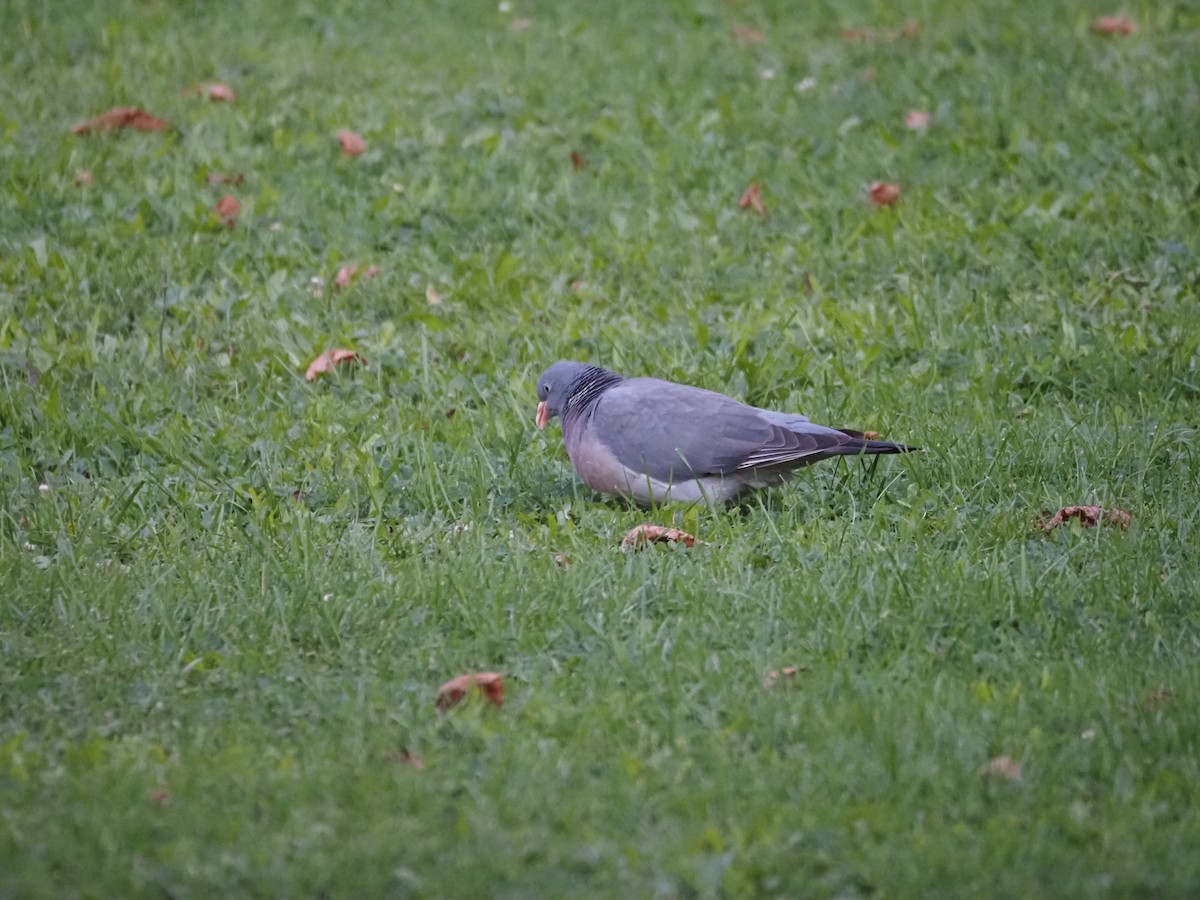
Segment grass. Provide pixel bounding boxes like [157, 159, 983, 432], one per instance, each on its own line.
[2, 0, 1200, 895]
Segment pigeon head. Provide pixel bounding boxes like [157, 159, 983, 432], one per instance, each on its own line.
[535, 361, 621, 429]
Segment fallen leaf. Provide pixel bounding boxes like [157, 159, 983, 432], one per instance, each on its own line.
[868, 181, 901, 207]
[332, 264, 381, 290]
[552, 553, 572, 567]
[762, 666, 802, 690]
[206, 171, 244, 185]
[979, 755, 1022, 781]
[204, 82, 235, 101]
[1039, 505, 1132, 532]
[841, 21, 918, 43]
[436, 672, 505, 710]
[841, 26, 875, 41]
[151, 788, 170, 807]
[305, 348, 367, 382]
[1144, 686, 1173, 709]
[214, 194, 241, 227]
[862, 431, 880, 440]
[1091, 16, 1136, 35]
[738, 181, 765, 216]
[337, 130, 366, 157]
[334, 264, 358, 289]
[731, 24, 765, 44]
[384, 747, 425, 769]
[620, 524, 702, 551]
[509, 17, 533, 32]
[905, 109, 931, 131]
[74, 170, 94, 187]
[72, 107, 170, 134]
[571, 150, 587, 170]
[186, 82, 236, 101]
[426, 284, 441, 305]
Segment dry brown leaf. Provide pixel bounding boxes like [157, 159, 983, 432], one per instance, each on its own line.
[426, 284, 442, 305]
[841, 26, 876, 41]
[72, 107, 170, 134]
[553, 553, 572, 567]
[738, 181, 765, 216]
[1142, 691, 1171, 710]
[905, 109, 931, 131]
[332, 264, 381, 290]
[337, 130, 366, 157]
[334, 264, 358, 290]
[762, 666, 801, 690]
[206, 171, 244, 186]
[1091, 16, 1136, 35]
[1039, 505, 1132, 532]
[384, 747, 425, 769]
[841, 21, 918, 43]
[304, 348, 367, 382]
[74, 170, 94, 187]
[620, 524, 701, 551]
[214, 194, 241, 228]
[731, 24, 765, 44]
[571, 150, 588, 170]
[862, 430, 880, 440]
[979, 755, 1022, 781]
[151, 788, 170, 807]
[436, 672, 505, 710]
[205, 83, 235, 101]
[868, 181, 901, 207]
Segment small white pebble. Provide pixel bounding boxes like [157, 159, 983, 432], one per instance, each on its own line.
[759, 67, 776, 81]
[38, 483, 49, 494]
[322, 593, 334, 603]
[1081, 728, 1096, 741]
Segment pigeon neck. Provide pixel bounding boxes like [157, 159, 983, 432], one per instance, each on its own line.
[564, 366, 622, 422]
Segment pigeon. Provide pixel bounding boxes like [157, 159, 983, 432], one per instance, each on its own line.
[535, 360, 915, 505]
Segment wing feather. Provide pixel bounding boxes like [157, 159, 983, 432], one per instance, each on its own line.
[588, 379, 852, 480]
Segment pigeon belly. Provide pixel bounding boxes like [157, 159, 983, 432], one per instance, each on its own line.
[566, 441, 629, 497]
[567, 433, 767, 505]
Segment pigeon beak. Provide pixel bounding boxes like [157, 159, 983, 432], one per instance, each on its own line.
[535, 401, 548, 430]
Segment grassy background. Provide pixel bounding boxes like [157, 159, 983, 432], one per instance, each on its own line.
[3, 0, 1200, 895]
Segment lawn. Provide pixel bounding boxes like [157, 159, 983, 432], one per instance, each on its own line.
[2, 0, 1200, 896]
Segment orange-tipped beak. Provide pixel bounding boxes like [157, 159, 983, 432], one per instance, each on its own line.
[535, 401, 548, 430]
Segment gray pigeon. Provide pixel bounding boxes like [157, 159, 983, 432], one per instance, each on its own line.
[535, 361, 915, 505]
